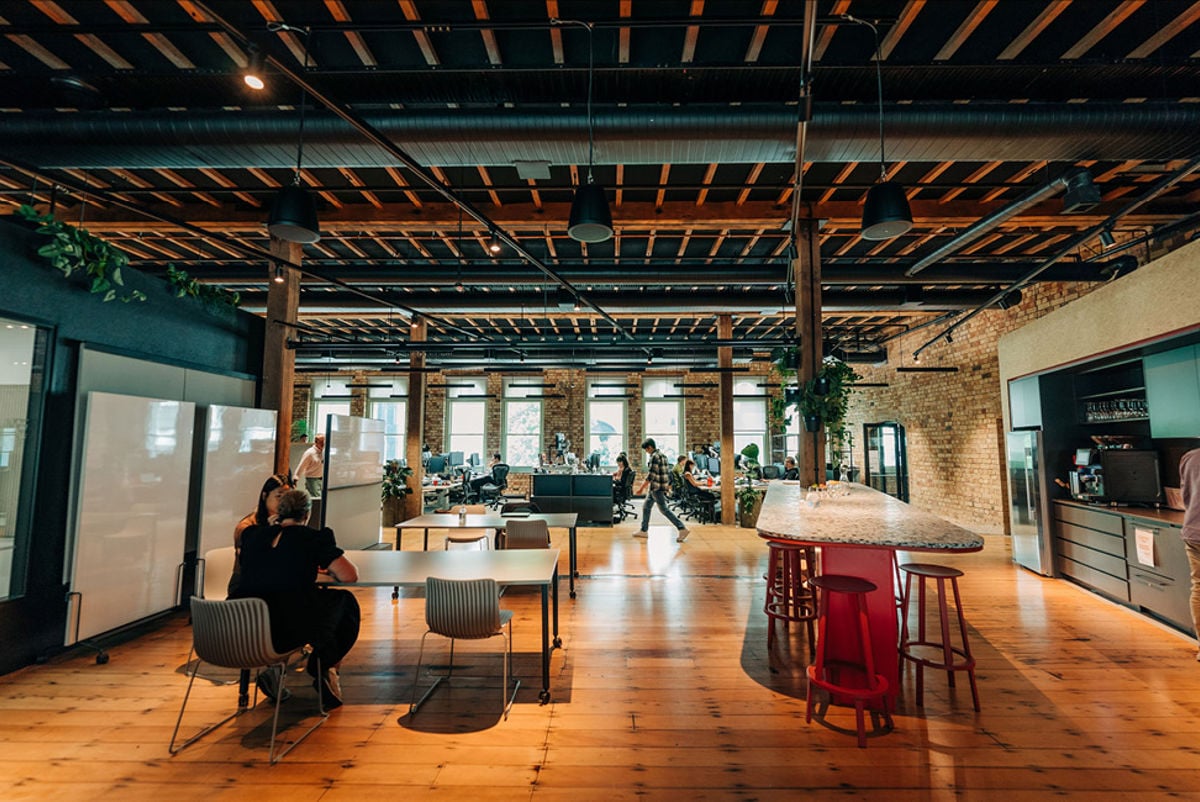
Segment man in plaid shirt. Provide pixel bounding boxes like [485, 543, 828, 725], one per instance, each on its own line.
[635, 438, 691, 543]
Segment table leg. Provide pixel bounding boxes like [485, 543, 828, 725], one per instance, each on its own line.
[423, 527, 429, 552]
[552, 562, 561, 649]
[569, 526, 578, 598]
[818, 545, 899, 703]
[539, 582, 551, 704]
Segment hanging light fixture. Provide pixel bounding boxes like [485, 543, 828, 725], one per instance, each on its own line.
[488, 231, 502, 254]
[561, 20, 613, 243]
[267, 27, 320, 244]
[849, 15, 912, 241]
[242, 48, 266, 91]
[1099, 228, 1117, 249]
[271, 262, 285, 283]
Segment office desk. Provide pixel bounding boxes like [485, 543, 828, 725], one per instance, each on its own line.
[339, 548, 561, 703]
[756, 483, 983, 701]
[395, 512, 582, 598]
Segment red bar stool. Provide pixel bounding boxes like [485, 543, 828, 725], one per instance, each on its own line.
[763, 541, 818, 652]
[898, 562, 980, 712]
[805, 574, 893, 748]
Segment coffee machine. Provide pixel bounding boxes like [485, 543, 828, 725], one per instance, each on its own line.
[1069, 448, 1104, 500]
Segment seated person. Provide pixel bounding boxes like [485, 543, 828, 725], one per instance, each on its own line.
[469, 452, 505, 499]
[612, 453, 631, 486]
[229, 472, 294, 598]
[672, 454, 688, 478]
[783, 456, 800, 481]
[233, 489, 360, 710]
[683, 460, 715, 494]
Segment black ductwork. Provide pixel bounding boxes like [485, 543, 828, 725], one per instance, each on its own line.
[4, 103, 1199, 169]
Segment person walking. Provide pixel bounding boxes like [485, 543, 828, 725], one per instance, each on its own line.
[635, 438, 691, 542]
[295, 434, 325, 497]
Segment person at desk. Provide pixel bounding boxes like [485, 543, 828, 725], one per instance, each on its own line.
[612, 453, 631, 485]
[1180, 447, 1200, 659]
[672, 454, 688, 478]
[469, 452, 505, 499]
[229, 473, 294, 598]
[783, 457, 799, 481]
[294, 434, 325, 497]
[233, 489, 360, 710]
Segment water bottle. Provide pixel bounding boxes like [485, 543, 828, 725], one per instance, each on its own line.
[458, 506, 467, 522]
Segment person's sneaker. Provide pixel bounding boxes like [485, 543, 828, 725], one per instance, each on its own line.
[676, 528, 691, 543]
[256, 667, 291, 704]
[633, 531, 649, 538]
[314, 667, 343, 710]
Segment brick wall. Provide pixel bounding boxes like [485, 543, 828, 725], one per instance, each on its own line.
[844, 279, 1096, 533]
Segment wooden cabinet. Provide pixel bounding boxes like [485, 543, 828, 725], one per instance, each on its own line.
[1144, 345, 1200, 438]
[1053, 503, 1128, 602]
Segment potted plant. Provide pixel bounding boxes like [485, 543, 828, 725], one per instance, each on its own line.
[736, 482, 765, 529]
[381, 459, 413, 526]
[739, 442, 762, 479]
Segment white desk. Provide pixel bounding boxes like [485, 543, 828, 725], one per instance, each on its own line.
[396, 512, 582, 598]
[339, 548, 561, 702]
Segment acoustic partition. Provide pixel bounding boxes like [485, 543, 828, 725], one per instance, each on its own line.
[322, 414, 386, 549]
[66, 391, 195, 644]
[195, 405, 277, 566]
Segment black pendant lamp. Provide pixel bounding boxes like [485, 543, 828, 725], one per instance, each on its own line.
[267, 28, 320, 244]
[566, 21, 613, 244]
[854, 15, 912, 241]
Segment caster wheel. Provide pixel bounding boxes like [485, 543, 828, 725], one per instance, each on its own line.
[96, 652, 109, 665]
[538, 691, 550, 704]
[553, 637, 562, 649]
[569, 590, 577, 599]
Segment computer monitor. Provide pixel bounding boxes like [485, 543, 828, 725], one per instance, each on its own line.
[426, 455, 446, 475]
[468, 453, 481, 467]
[448, 451, 464, 467]
[587, 453, 601, 472]
[708, 456, 721, 476]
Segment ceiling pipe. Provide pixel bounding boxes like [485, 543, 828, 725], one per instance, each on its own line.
[5, 104, 1200, 170]
[904, 167, 1093, 277]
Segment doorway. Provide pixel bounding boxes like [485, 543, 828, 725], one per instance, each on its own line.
[863, 422, 908, 502]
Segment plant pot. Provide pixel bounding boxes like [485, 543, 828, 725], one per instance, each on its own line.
[738, 495, 763, 529]
[381, 495, 405, 527]
[803, 413, 822, 432]
[813, 376, 830, 396]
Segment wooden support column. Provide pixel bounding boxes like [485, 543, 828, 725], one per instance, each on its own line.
[718, 314, 736, 524]
[403, 319, 428, 522]
[794, 216, 824, 486]
[263, 239, 301, 475]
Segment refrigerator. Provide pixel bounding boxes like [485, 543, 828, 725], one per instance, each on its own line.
[1006, 430, 1055, 576]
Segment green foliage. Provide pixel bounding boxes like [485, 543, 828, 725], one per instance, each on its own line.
[739, 442, 761, 479]
[18, 204, 146, 303]
[382, 459, 414, 501]
[290, 419, 309, 442]
[736, 482, 764, 522]
[802, 358, 862, 468]
[17, 204, 239, 310]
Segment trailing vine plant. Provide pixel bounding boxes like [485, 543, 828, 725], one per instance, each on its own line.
[17, 204, 240, 310]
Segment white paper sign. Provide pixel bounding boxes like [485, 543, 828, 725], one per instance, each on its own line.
[1134, 526, 1156, 567]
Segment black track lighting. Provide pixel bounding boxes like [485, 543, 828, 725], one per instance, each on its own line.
[242, 49, 265, 91]
[488, 232, 502, 254]
[271, 263, 284, 283]
[1099, 229, 1116, 249]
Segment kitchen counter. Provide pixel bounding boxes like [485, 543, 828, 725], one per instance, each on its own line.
[1053, 498, 1184, 526]
[756, 482, 985, 552]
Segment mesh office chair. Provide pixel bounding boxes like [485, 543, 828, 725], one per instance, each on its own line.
[409, 577, 520, 720]
[477, 464, 511, 509]
[170, 596, 327, 764]
[501, 518, 551, 549]
[613, 470, 638, 522]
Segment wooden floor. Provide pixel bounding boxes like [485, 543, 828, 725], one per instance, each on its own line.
[4, 518, 1200, 801]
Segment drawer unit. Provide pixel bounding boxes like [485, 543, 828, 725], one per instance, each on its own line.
[1124, 517, 1192, 631]
[1053, 502, 1129, 602]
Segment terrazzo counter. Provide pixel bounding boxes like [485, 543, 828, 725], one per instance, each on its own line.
[756, 482, 985, 553]
[756, 482, 984, 702]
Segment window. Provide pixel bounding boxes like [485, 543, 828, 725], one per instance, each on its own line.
[642, 377, 682, 460]
[733, 378, 767, 460]
[367, 378, 408, 463]
[446, 378, 487, 460]
[0, 317, 45, 601]
[309, 377, 351, 437]
[503, 378, 543, 468]
[586, 388, 626, 467]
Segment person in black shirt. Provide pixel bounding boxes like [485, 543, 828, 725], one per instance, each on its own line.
[234, 489, 360, 709]
[783, 457, 800, 481]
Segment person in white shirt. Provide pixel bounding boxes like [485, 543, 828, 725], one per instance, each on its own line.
[295, 434, 326, 498]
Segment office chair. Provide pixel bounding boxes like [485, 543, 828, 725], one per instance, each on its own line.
[478, 464, 511, 509]
[501, 518, 551, 549]
[409, 577, 519, 720]
[170, 597, 327, 764]
[614, 470, 638, 522]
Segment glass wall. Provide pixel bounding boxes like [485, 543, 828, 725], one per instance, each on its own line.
[0, 318, 43, 600]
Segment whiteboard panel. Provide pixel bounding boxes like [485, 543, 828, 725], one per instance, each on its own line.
[322, 483, 383, 550]
[68, 392, 195, 644]
[196, 405, 277, 560]
[326, 415, 385, 489]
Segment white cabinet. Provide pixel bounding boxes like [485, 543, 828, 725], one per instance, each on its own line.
[1144, 345, 1200, 438]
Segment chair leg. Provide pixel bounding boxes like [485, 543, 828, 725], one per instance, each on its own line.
[502, 619, 520, 720]
[169, 648, 244, 755]
[269, 657, 327, 765]
[409, 631, 444, 716]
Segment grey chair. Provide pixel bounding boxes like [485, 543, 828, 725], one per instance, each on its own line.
[409, 577, 519, 720]
[501, 518, 551, 549]
[170, 596, 327, 764]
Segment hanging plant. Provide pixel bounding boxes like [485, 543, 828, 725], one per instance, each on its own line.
[17, 204, 239, 310]
[17, 204, 146, 303]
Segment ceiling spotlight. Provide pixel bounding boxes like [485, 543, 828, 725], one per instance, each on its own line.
[488, 233, 502, 254]
[944, 332, 953, 344]
[573, 296, 582, 312]
[410, 316, 419, 329]
[242, 49, 266, 91]
[565, 21, 614, 244]
[272, 263, 285, 283]
[912, 353, 920, 364]
[1099, 228, 1116, 249]
[455, 280, 465, 293]
[519, 351, 526, 364]
[646, 353, 653, 365]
